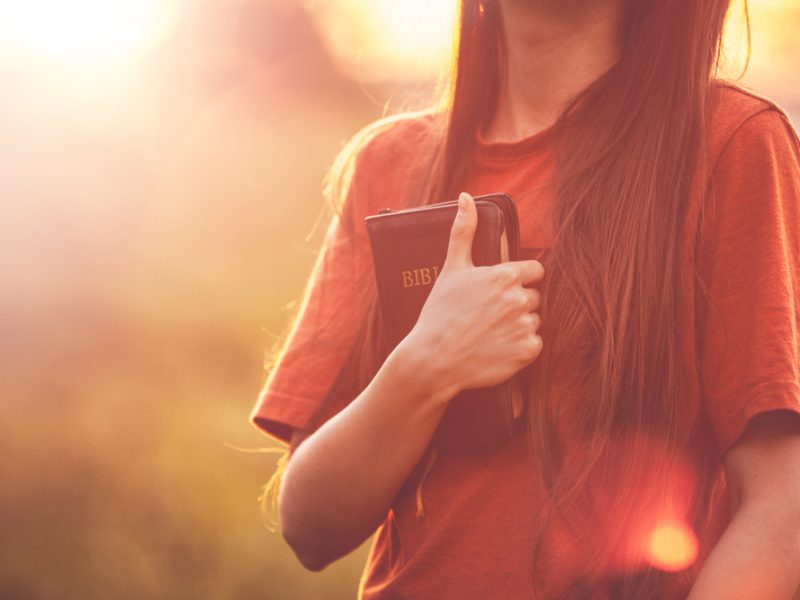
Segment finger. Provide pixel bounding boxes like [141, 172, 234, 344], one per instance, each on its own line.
[514, 259, 545, 287]
[520, 311, 541, 335]
[524, 287, 541, 312]
[530, 311, 541, 332]
[443, 192, 477, 270]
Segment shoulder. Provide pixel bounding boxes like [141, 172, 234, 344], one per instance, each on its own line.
[331, 109, 443, 219]
[341, 109, 442, 174]
[700, 83, 800, 238]
[707, 80, 800, 166]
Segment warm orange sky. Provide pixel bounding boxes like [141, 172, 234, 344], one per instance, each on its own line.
[309, 0, 799, 83]
[1, 0, 797, 90]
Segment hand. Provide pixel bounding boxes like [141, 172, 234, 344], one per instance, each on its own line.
[404, 192, 545, 397]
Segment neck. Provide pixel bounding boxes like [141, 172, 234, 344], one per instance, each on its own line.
[482, 0, 624, 143]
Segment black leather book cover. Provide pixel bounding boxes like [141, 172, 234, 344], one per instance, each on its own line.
[363, 193, 525, 449]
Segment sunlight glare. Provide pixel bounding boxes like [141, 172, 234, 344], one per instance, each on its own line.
[369, 1, 456, 64]
[310, 0, 456, 79]
[0, 0, 172, 63]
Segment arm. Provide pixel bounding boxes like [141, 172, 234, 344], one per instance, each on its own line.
[687, 410, 800, 599]
[279, 334, 457, 571]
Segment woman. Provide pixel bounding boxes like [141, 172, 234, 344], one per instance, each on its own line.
[250, 0, 800, 597]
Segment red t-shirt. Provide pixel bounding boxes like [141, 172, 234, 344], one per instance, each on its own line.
[249, 82, 800, 598]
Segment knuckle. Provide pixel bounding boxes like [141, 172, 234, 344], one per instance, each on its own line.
[495, 264, 518, 285]
[502, 290, 522, 313]
[530, 334, 543, 356]
[515, 291, 529, 311]
[489, 267, 506, 285]
[517, 312, 533, 330]
[521, 337, 540, 362]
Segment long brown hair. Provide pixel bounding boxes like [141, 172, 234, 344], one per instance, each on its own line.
[263, 0, 744, 596]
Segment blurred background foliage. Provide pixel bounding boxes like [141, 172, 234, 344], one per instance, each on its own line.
[0, 0, 797, 598]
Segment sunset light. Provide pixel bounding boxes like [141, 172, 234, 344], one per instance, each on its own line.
[0, 0, 173, 63]
[309, 0, 457, 79]
[646, 523, 699, 572]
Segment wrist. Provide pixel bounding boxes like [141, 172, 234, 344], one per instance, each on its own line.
[390, 331, 460, 408]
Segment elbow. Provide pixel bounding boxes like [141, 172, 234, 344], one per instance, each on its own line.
[276, 445, 332, 571]
[280, 503, 335, 572]
[281, 510, 377, 572]
[295, 550, 331, 573]
[281, 523, 334, 572]
[298, 555, 329, 573]
[277, 443, 356, 572]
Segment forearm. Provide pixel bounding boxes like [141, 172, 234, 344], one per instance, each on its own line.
[278, 333, 457, 571]
[688, 499, 800, 599]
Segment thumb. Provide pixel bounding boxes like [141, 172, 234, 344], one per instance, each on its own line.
[444, 192, 477, 270]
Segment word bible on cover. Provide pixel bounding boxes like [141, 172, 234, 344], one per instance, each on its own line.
[364, 193, 526, 450]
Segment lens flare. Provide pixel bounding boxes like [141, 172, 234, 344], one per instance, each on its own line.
[646, 522, 699, 572]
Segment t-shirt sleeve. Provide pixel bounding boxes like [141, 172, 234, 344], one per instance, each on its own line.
[248, 150, 377, 447]
[698, 107, 800, 456]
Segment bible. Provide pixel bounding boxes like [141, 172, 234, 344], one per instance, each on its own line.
[363, 193, 526, 450]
